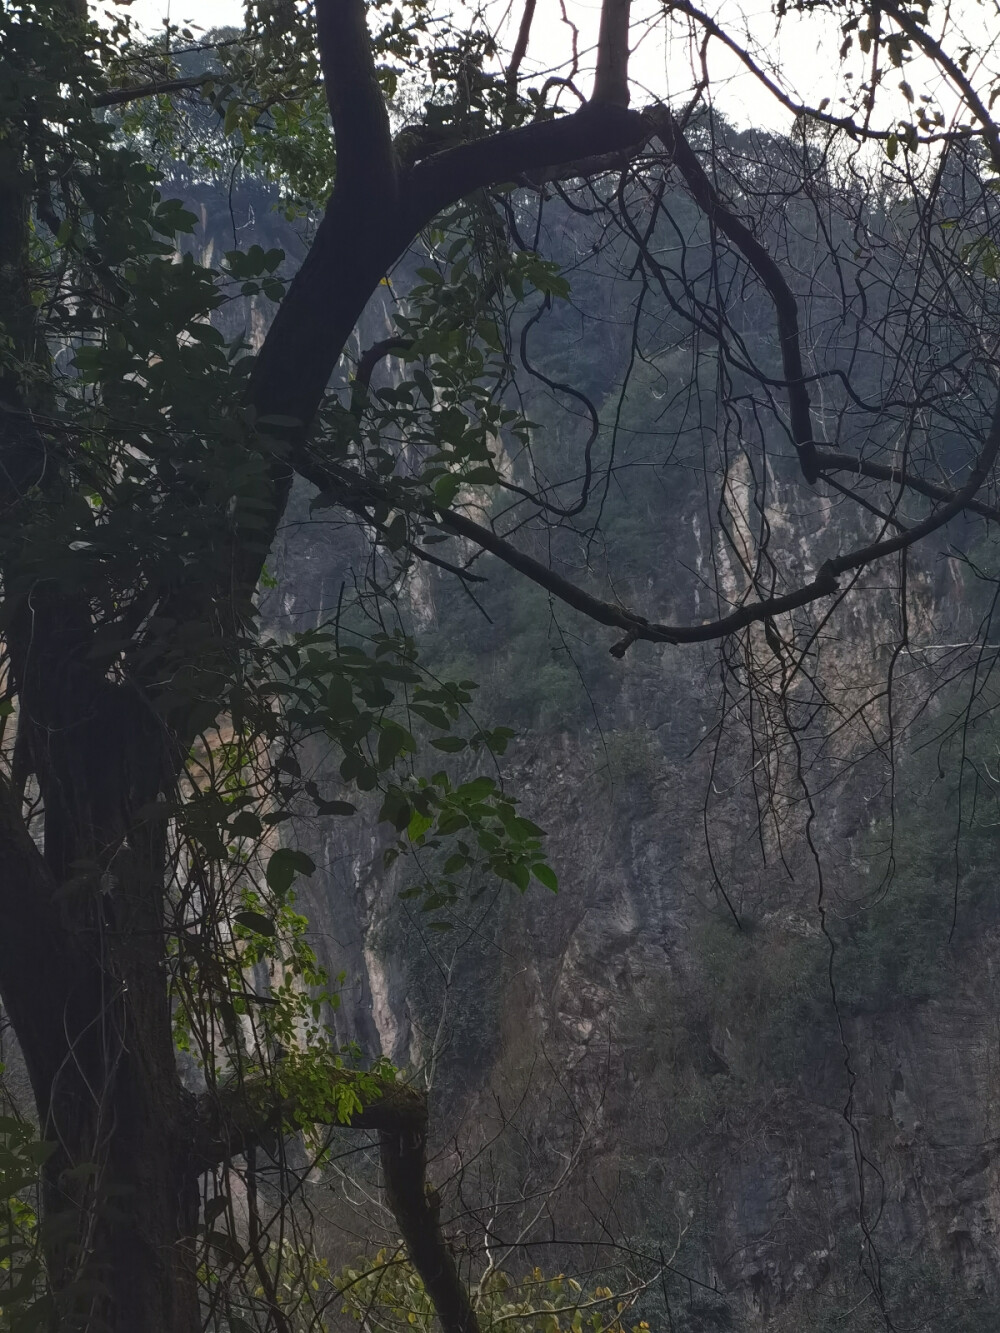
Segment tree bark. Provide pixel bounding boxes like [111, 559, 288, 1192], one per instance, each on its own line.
[0, 818, 201, 1329]
[40, 1024, 201, 1332]
[0, 627, 202, 1328]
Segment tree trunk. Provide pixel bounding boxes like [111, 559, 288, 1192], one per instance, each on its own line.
[0, 608, 204, 1330]
[40, 1034, 201, 1332]
[22, 861, 203, 1330]
[3, 865, 203, 1331]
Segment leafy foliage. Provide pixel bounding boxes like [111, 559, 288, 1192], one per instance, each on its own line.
[337, 1256, 654, 1333]
[0, 1109, 50, 1330]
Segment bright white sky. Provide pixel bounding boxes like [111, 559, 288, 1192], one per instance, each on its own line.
[119, 0, 1000, 137]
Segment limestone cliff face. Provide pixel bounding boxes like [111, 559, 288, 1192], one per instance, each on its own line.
[268, 446, 1000, 1329]
[206, 163, 1000, 1328]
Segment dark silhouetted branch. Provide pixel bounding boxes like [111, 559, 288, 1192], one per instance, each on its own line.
[664, 0, 974, 149]
[505, 0, 538, 107]
[91, 75, 209, 108]
[405, 103, 647, 237]
[194, 1076, 481, 1333]
[296, 380, 1000, 653]
[814, 449, 1000, 524]
[648, 105, 821, 483]
[314, 0, 397, 197]
[251, 102, 647, 427]
[592, 0, 632, 107]
[354, 337, 412, 401]
[879, 0, 1000, 172]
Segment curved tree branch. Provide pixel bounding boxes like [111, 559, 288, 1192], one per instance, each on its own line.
[250, 101, 647, 426]
[879, 0, 1000, 173]
[814, 448, 1000, 524]
[664, 0, 976, 149]
[295, 377, 1000, 655]
[404, 103, 647, 239]
[354, 337, 412, 403]
[314, 0, 397, 197]
[504, 0, 538, 109]
[648, 104, 821, 483]
[194, 1075, 480, 1333]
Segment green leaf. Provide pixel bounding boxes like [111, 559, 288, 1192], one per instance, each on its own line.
[340, 751, 368, 783]
[229, 811, 262, 838]
[437, 812, 469, 836]
[377, 722, 413, 769]
[430, 735, 466, 752]
[505, 861, 531, 892]
[413, 368, 435, 403]
[266, 847, 316, 897]
[433, 473, 461, 508]
[531, 863, 558, 893]
[234, 911, 276, 937]
[203, 1194, 230, 1224]
[315, 799, 358, 817]
[378, 791, 412, 831]
[206, 1228, 246, 1265]
[410, 703, 451, 729]
[327, 673, 353, 715]
[408, 809, 434, 842]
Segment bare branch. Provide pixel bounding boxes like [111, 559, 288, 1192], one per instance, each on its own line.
[297, 374, 1000, 653]
[354, 336, 412, 402]
[648, 105, 821, 483]
[91, 74, 209, 109]
[270, 451, 843, 647]
[255, 7, 1000, 669]
[814, 449, 1000, 524]
[251, 103, 647, 425]
[405, 102, 647, 236]
[592, 0, 632, 107]
[505, 0, 538, 108]
[879, 0, 1000, 172]
[664, 0, 970, 148]
[314, 0, 397, 198]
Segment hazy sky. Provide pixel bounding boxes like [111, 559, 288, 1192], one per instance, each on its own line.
[119, 0, 1000, 137]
